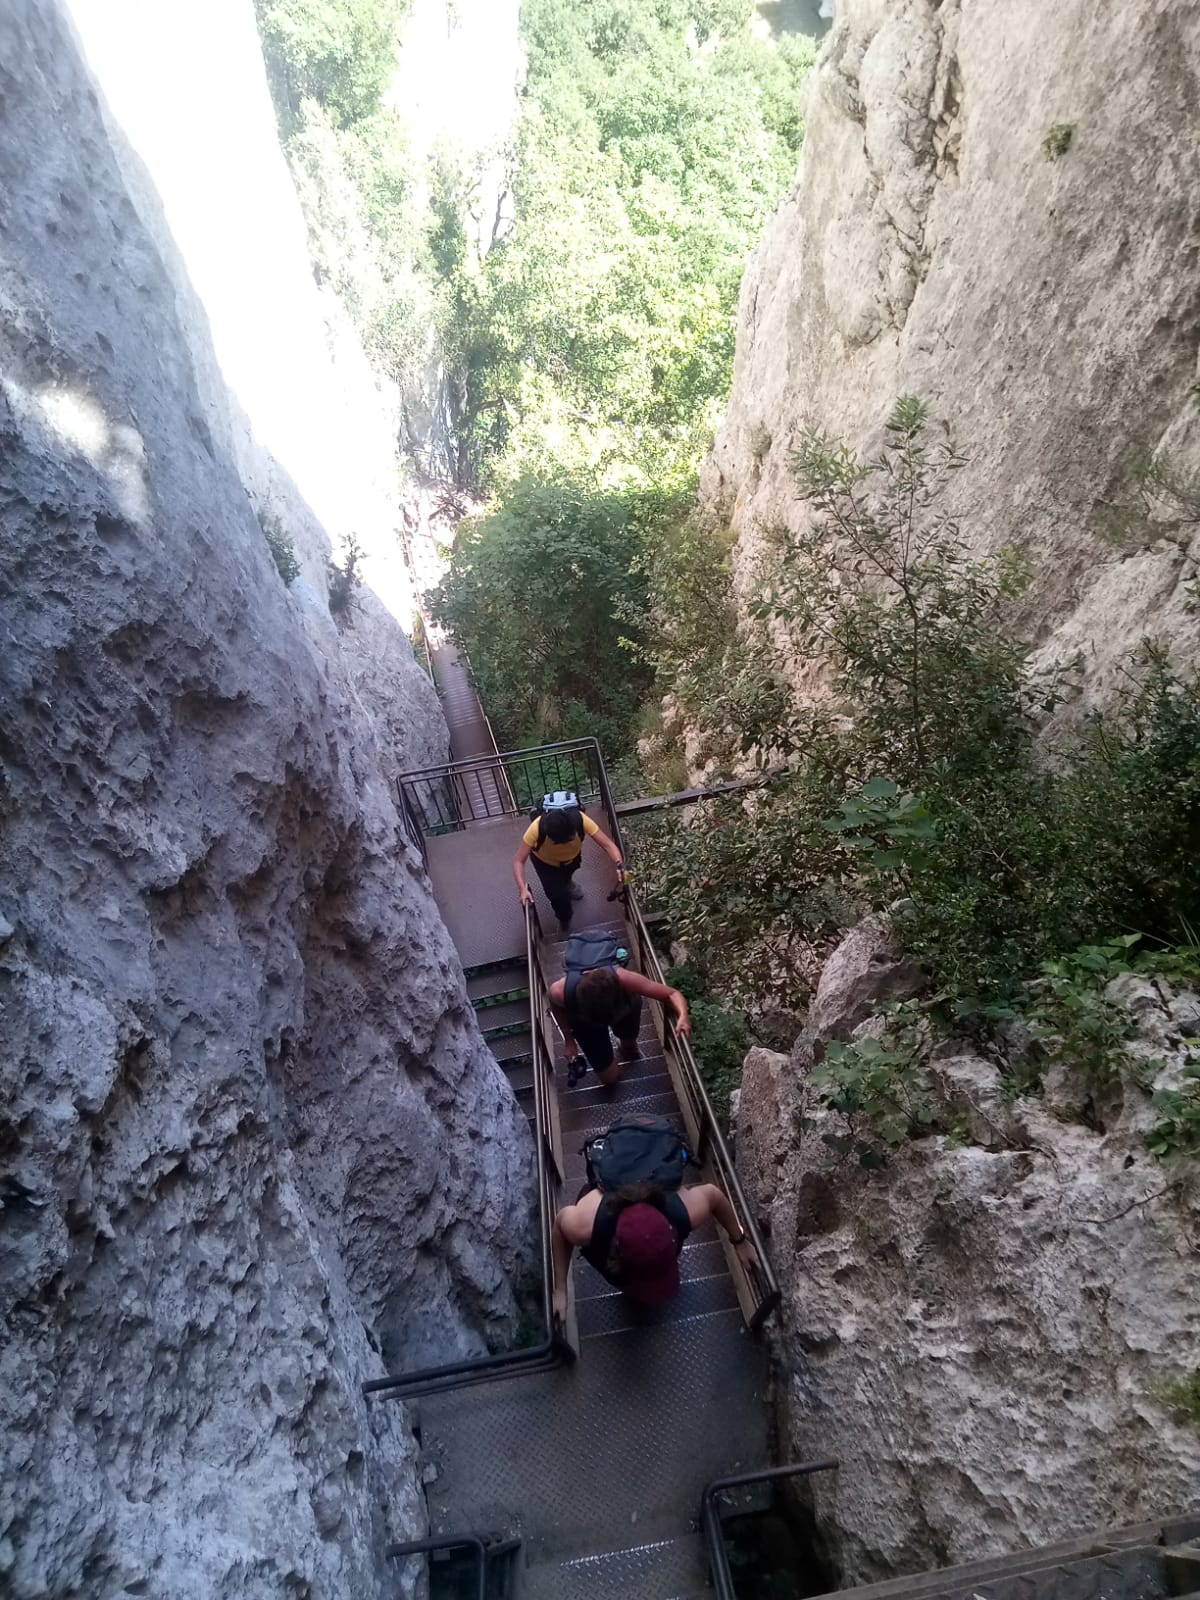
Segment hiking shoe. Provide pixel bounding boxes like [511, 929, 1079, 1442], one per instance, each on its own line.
[566, 1055, 589, 1088]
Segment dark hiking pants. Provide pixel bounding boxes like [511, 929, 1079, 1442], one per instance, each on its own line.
[531, 853, 581, 925]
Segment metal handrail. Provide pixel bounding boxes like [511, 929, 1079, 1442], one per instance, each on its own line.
[592, 754, 781, 1332]
[701, 1460, 839, 1600]
[363, 906, 574, 1401]
[386, 1533, 488, 1600]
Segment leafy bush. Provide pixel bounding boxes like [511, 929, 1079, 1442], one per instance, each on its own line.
[637, 400, 1200, 1050]
[255, 0, 408, 130]
[809, 1004, 938, 1167]
[427, 476, 687, 751]
[665, 962, 752, 1124]
[259, 512, 301, 583]
[328, 534, 365, 619]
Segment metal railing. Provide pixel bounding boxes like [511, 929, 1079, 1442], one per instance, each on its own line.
[386, 1531, 522, 1600]
[702, 1461, 839, 1600]
[397, 738, 604, 837]
[363, 899, 575, 1401]
[391, 734, 781, 1339]
[588, 751, 781, 1333]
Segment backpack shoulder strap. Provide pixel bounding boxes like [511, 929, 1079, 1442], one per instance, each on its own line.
[583, 1194, 620, 1280]
[662, 1190, 692, 1250]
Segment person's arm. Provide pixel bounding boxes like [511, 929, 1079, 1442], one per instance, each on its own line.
[686, 1183, 760, 1274]
[588, 822, 627, 880]
[616, 967, 691, 1037]
[547, 979, 578, 1058]
[512, 839, 534, 905]
[550, 1205, 587, 1320]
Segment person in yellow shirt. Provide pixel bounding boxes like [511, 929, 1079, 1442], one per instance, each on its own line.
[512, 791, 626, 929]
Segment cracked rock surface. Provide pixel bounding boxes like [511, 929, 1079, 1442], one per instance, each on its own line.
[704, 0, 1200, 716]
[0, 4, 534, 1596]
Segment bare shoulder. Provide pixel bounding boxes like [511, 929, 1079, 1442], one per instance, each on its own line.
[557, 1191, 601, 1243]
[548, 976, 565, 1004]
[680, 1184, 720, 1224]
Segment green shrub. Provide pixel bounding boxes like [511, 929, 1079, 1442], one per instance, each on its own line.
[328, 534, 365, 619]
[1042, 122, 1076, 160]
[1150, 1368, 1200, 1423]
[665, 962, 752, 1124]
[255, 0, 408, 130]
[808, 1005, 937, 1167]
[259, 514, 302, 584]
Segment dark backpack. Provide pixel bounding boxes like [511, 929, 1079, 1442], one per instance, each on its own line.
[531, 790, 585, 849]
[583, 1115, 690, 1193]
[564, 930, 629, 974]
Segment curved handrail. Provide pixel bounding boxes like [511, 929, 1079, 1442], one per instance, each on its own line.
[701, 1460, 839, 1600]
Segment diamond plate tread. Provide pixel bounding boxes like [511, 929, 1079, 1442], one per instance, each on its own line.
[577, 1271, 739, 1339]
[520, 1534, 711, 1600]
[422, 1308, 769, 1565]
[563, 1070, 673, 1111]
[563, 1089, 680, 1134]
[481, 1000, 533, 1034]
[468, 966, 528, 1003]
[558, 1053, 669, 1095]
[575, 1237, 725, 1302]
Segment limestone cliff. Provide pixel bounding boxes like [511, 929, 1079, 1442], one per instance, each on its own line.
[735, 927, 1200, 1584]
[705, 0, 1200, 715]
[0, 4, 533, 1596]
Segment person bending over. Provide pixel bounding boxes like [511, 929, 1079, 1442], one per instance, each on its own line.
[551, 1175, 757, 1320]
[548, 964, 689, 1088]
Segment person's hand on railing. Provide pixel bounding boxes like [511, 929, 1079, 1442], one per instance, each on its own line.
[518, 885, 534, 907]
[733, 1236, 761, 1277]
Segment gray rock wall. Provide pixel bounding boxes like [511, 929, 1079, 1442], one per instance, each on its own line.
[0, 4, 534, 1596]
[735, 926, 1200, 1583]
[705, 0, 1200, 715]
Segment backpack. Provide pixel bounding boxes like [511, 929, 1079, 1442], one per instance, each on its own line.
[583, 1115, 691, 1193]
[531, 790, 585, 849]
[564, 930, 629, 974]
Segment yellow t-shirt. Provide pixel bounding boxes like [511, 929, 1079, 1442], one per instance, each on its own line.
[523, 812, 599, 866]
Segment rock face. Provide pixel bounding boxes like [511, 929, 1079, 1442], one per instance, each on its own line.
[0, 4, 534, 1597]
[704, 0, 1200, 714]
[737, 975, 1200, 1583]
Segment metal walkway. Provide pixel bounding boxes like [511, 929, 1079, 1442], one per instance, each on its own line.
[385, 704, 779, 1596]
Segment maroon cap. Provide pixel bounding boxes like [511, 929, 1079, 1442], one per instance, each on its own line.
[615, 1203, 680, 1306]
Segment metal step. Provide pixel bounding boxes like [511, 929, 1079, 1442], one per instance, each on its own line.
[577, 1271, 739, 1339]
[489, 1030, 534, 1065]
[422, 1308, 769, 1567]
[481, 999, 533, 1035]
[562, 1069, 672, 1111]
[563, 1089, 681, 1136]
[468, 965, 529, 1004]
[520, 1533, 711, 1600]
[505, 1061, 534, 1095]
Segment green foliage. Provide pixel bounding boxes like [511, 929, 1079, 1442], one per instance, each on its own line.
[1149, 1368, 1200, 1423]
[255, 0, 407, 129]
[665, 962, 751, 1124]
[428, 476, 685, 751]
[1042, 122, 1076, 161]
[808, 1003, 937, 1167]
[1022, 939, 1142, 1081]
[1147, 1064, 1200, 1160]
[328, 534, 365, 618]
[259, 513, 301, 583]
[637, 400, 1200, 1038]
[438, 0, 817, 488]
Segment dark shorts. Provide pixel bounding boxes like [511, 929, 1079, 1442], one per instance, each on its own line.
[573, 992, 642, 1074]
